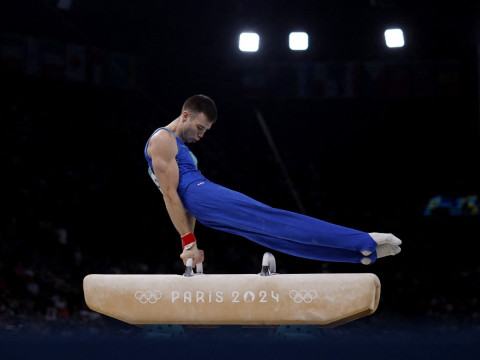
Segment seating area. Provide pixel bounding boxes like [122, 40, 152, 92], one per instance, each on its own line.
[1, 72, 479, 338]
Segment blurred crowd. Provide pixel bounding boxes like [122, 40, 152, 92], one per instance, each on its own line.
[1, 73, 479, 336]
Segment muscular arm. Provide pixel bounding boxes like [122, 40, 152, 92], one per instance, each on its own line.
[150, 131, 191, 235]
[149, 131, 203, 265]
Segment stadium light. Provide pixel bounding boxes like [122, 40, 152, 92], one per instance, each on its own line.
[384, 28, 405, 48]
[289, 32, 309, 51]
[239, 32, 260, 52]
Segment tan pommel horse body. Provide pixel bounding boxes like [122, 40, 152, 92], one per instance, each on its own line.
[83, 253, 381, 327]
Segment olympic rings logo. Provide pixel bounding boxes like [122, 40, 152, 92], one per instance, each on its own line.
[135, 290, 162, 304]
[289, 290, 318, 303]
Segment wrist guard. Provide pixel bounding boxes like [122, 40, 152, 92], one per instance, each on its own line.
[181, 232, 196, 250]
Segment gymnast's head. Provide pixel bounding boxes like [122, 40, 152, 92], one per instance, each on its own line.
[182, 94, 217, 124]
[180, 94, 217, 143]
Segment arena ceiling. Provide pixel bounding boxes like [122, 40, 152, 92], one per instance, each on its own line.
[1, 0, 479, 61]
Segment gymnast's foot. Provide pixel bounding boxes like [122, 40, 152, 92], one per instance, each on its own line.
[361, 232, 402, 263]
[376, 243, 401, 258]
[368, 232, 402, 247]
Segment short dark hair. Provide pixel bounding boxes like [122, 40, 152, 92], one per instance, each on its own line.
[182, 94, 217, 123]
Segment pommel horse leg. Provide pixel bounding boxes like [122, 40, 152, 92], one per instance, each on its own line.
[83, 253, 381, 326]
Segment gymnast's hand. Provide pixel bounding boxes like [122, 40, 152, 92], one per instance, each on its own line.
[180, 242, 204, 268]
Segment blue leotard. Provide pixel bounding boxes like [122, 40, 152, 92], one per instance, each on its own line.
[145, 127, 377, 263]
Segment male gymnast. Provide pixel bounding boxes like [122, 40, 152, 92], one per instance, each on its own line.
[144, 95, 402, 268]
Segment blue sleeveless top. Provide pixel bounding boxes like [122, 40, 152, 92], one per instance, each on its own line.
[144, 127, 207, 196]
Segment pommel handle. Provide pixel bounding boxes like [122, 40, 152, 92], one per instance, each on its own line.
[183, 258, 203, 277]
[260, 252, 276, 276]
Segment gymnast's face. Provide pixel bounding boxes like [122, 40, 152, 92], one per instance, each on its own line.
[181, 111, 213, 143]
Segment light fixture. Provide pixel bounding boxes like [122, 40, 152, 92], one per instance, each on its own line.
[289, 32, 309, 51]
[384, 28, 405, 48]
[239, 32, 260, 52]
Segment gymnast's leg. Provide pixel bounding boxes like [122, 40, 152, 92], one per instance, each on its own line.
[213, 226, 377, 263]
[181, 181, 400, 264]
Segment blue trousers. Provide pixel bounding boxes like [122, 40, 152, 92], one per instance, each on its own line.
[180, 181, 377, 264]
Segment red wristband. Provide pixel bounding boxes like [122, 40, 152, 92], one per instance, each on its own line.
[181, 232, 196, 250]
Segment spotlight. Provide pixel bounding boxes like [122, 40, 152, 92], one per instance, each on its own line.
[289, 32, 309, 51]
[384, 28, 404, 48]
[239, 32, 260, 52]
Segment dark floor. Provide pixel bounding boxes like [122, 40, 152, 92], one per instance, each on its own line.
[1, 314, 479, 360]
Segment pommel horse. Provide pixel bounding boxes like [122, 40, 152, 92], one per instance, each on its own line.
[83, 253, 380, 327]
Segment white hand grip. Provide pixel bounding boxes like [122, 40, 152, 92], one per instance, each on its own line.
[183, 258, 203, 276]
[183, 258, 194, 277]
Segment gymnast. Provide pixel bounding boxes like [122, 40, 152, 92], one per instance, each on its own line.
[144, 95, 402, 268]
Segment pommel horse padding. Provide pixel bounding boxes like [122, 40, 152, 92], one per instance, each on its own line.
[83, 254, 381, 327]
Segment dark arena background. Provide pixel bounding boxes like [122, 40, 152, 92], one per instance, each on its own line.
[1, 1, 480, 359]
